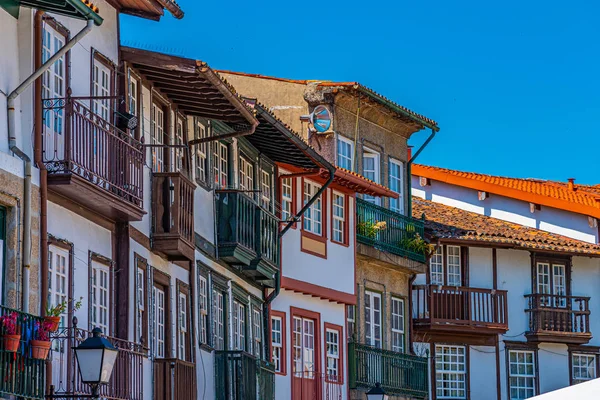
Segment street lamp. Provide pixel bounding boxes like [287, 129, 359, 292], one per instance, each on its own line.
[73, 327, 119, 398]
[367, 383, 388, 400]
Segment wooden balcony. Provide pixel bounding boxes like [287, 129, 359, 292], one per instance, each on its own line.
[215, 191, 280, 287]
[214, 350, 275, 400]
[348, 342, 428, 399]
[412, 285, 509, 335]
[0, 306, 45, 399]
[50, 324, 146, 400]
[154, 358, 197, 400]
[356, 198, 427, 264]
[151, 172, 195, 262]
[42, 97, 144, 221]
[525, 294, 591, 344]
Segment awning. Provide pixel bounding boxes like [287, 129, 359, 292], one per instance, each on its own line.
[120, 47, 257, 129]
[5, 0, 103, 25]
[529, 378, 600, 399]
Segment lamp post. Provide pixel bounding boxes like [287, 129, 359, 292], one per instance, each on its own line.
[73, 327, 119, 399]
[367, 382, 388, 400]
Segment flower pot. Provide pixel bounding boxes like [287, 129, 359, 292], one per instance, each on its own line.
[30, 340, 51, 360]
[44, 316, 60, 332]
[3, 334, 21, 352]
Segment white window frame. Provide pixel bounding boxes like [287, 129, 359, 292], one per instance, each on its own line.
[153, 286, 166, 358]
[326, 328, 340, 381]
[198, 276, 208, 345]
[92, 59, 111, 121]
[90, 261, 110, 335]
[363, 148, 380, 205]
[391, 297, 405, 353]
[195, 121, 208, 183]
[128, 74, 138, 117]
[447, 246, 462, 287]
[212, 289, 225, 350]
[389, 158, 404, 214]
[346, 305, 356, 339]
[178, 292, 187, 360]
[332, 192, 345, 243]
[508, 349, 537, 399]
[271, 316, 283, 372]
[239, 156, 254, 192]
[233, 300, 246, 351]
[292, 316, 315, 378]
[336, 135, 354, 170]
[303, 180, 322, 235]
[151, 104, 165, 172]
[435, 344, 467, 399]
[42, 24, 66, 158]
[536, 262, 567, 307]
[572, 353, 597, 384]
[213, 142, 229, 189]
[261, 169, 272, 211]
[136, 267, 145, 342]
[253, 308, 262, 358]
[281, 177, 293, 222]
[430, 246, 444, 285]
[174, 119, 184, 172]
[48, 245, 69, 329]
[365, 290, 382, 348]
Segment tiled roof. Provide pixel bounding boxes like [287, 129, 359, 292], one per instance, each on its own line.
[413, 197, 600, 256]
[412, 164, 600, 219]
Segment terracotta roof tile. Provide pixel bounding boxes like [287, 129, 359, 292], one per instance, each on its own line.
[412, 164, 600, 218]
[413, 197, 600, 256]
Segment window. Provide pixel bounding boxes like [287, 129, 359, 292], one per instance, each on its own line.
[447, 246, 461, 286]
[572, 353, 597, 384]
[389, 159, 404, 214]
[151, 104, 165, 172]
[233, 300, 246, 351]
[326, 328, 340, 381]
[292, 316, 315, 377]
[198, 276, 208, 345]
[178, 293, 187, 359]
[48, 245, 69, 329]
[508, 350, 536, 399]
[346, 305, 355, 340]
[212, 289, 225, 350]
[430, 246, 444, 285]
[153, 286, 166, 358]
[363, 149, 380, 204]
[435, 345, 467, 399]
[261, 170, 272, 211]
[281, 177, 293, 222]
[195, 121, 208, 183]
[136, 266, 145, 343]
[239, 156, 254, 192]
[0, 208, 4, 298]
[391, 297, 405, 353]
[536, 261, 567, 307]
[332, 192, 345, 244]
[213, 142, 229, 188]
[272, 316, 283, 372]
[174, 119, 185, 172]
[303, 181, 322, 235]
[92, 57, 111, 122]
[42, 23, 66, 158]
[336, 135, 353, 170]
[253, 308, 262, 358]
[128, 75, 138, 117]
[365, 291, 382, 348]
[90, 261, 110, 334]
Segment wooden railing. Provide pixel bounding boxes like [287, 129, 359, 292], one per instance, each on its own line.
[525, 294, 591, 336]
[154, 358, 196, 400]
[214, 350, 275, 400]
[0, 306, 45, 399]
[152, 172, 195, 247]
[356, 198, 426, 263]
[215, 191, 280, 268]
[50, 323, 146, 400]
[348, 342, 428, 398]
[42, 97, 144, 208]
[412, 285, 509, 331]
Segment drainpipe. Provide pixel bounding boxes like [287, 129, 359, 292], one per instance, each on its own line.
[7, 18, 95, 312]
[407, 127, 438, 218]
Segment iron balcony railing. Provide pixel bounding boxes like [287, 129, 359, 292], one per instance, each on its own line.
[0, 305, 45, 399]
[356, 198, 426, 263]
[154, 358, 197, 400]
[214, 350, 275, 400]
[215, 191, 280, 268]
[42, 96, 144, 208]
[525, 294, 591, 336]
[348, 341, 428, 399]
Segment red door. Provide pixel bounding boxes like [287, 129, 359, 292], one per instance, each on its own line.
[292, 315, 320, 400]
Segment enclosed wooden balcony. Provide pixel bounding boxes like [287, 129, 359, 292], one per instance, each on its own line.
[214, 350, 275, 400]
[154, 358, 197, 400]
[525, 294, 591, 344]
[215, 191, 280, 287]
[348, 342, 428, 399]
[151, 172, 195, 262]
[42, 97, 144, 221]
[412, 285, 509, 334]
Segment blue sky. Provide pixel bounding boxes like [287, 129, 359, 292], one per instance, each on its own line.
[121, 0, 600, 184]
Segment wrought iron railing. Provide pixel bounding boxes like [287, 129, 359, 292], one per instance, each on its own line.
[0, 305, 45, 399]
[525, 294, 591, 336]
[348, 341, 428, 398]
[214, 350, 275, 400]
[356, 198, 426, 263]
[154, 358, 196, 400]
[42, 97, 144, 208]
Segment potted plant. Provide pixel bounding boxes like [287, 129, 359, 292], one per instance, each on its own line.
[1, 312, 21, 352]
[45, 297, 83, 332]
[357, 220, 387, 239]
[30, 321, 52, 360]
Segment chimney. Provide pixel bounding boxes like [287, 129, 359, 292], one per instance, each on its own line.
[568, 178, 576, 191]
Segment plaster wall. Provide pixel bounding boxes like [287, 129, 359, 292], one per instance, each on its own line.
[469, 345, 497, 400]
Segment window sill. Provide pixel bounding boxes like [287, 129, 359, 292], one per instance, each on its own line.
[331, 239, 349, 248]
[301, 229, 327, 243]
[198, 343, 215, 353]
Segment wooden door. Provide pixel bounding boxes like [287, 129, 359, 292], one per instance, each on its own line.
[292, 316, 319, 400]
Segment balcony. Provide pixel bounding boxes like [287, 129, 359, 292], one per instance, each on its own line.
[348, 342, 428, 399]
[412, 285, 509, 335]
[356, 198, 426, 265]
[151, 172, 196, 262]
[154, 358, 197, 400]
[214, 350, 275, 400]
[215, 191, 280, 287]
[0, 306, 45, 399]
[50, 324, 146, 399]
[42, 97, 144, 221]
[525, 294, 591, 344]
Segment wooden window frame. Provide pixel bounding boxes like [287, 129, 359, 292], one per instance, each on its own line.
[133, 253, 149, 347]
[40, 15, 70, 98]
[197, 266, 210, 350]
[176, 280, 192, 362]
[432, 343, 469, 400]
[151, 100, 169, 173]
[568, 345, 600, 385]
[300, 178, 328, 258]
[346, 305, 356, 342]
[330, 191, 349, 247]
[88, 251, 115, 336]
[270, 310, 287, 376]
[173, 112, 190, 174]
[194, 118, 211, 188]
[211, 271, 229, 350]
[362, 147, 381, 205]
[153, 268, 172, 359]
[390, 296, 406, 354]
[90, 49, 116, 121]
[213, 140, 230, 189]
[364, 289, 383, 348]
[290, 307, 321, 383]
[47, 236, 74, 329]
[279, 172, 297, 230]
[504, 341, 539, 400]
[335, 134, 354, 171]
[530, 253, 572, 301]
[324, 322, 344, 384]
[125, 68, 142, 140]
[388, 157, 405, 214]
[427, 244, 469, 287]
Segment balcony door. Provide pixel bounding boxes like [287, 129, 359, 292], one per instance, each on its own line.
[292, 311, 321, 400]
[429, 245, 467, 321]
[536, 262, 567, 307]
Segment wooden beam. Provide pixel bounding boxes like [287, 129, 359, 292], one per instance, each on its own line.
[121, 47, 196, 73]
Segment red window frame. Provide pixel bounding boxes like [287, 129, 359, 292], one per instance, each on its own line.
[279, 173, 297, 230]
[324, 322, 344, 384]
[330, 191, 350, 247]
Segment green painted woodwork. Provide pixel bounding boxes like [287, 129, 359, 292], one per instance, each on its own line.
[356, 198, 426, 263]
[0, 305, 45, 399]
[0, 0, 19, 18]
[1, 0, 103, 25]
[348, 341, 428, 398]
[214, 350, 275, 400]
